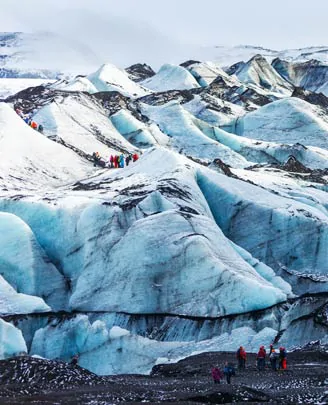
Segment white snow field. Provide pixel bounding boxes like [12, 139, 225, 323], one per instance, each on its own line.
[0, 51, 327, 371]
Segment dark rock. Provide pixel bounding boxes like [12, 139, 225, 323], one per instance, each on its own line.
[180, 60, 202, 69]
[282, 155, 312, 173]
[125, 63, 155, 82]
[291, 86, 328, 110]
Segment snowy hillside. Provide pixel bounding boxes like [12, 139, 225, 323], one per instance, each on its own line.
[0, 49, 327, 376]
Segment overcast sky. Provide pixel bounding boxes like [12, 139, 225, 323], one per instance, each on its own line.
[1, 0, 327, 68]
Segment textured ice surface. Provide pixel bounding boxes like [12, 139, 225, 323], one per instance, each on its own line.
[140, 102, 250, 167]
[31, 314, 278, 375]
[235, 97, 328, 149]
[231, 55, 293, 96]
[0, 212, 67, 310]
[0, 319, 27, 359]
[110, 109, 169, 148]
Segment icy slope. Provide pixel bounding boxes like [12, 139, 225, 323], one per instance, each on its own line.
[140, 102, 250, 167]
[0, 212, 67, 310]
[227, 55, 293, 96]
[197, 166, 328, 277]
[87, 64, 148, 97]
[0, 148, 290, 318]
[33, 93, 136, 157]
[110, 109, 170, 148]
[0, 276, 50, 316]
[0, 319, 27, 359]
[196, 121, 328, 169]
[235, 97, 328, 149]
[142, 64, 200, 92]
[54, 64, 149, 98]
[0, 103, 92, 189]
[272, 58, 328, 96]
[182, 61, 231, 86]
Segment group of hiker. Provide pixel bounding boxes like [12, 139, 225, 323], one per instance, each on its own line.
[211, 345, 287, 385]
[92, 151, 139, 168]
[237, 344, 287, 372]
[15, 107, 43, 133]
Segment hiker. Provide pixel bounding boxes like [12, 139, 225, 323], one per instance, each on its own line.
[110, 155, 114, 168]
[92, 152, 101, 167]
[119, 154, 125, 168]
[269, 344, 273, 355]
[125, 155, 130, 166]
[223, 362, 235, 384]
[211, 365, 223, 384]
[114, 155, 119, 168]
[269, 348, 278, 371]
[257, 346, 266, 371]
[15, 107, 23, 116]
[31, 121, 38, 130]
[132, 153, 139, 162]
[38, 124, 44, 133]
[70, 354, 79, 366]
[236, 346, 246, 370]
[279, 347, 287, 370]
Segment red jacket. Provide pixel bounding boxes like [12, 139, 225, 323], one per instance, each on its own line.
[237, 348, 246, 360]
[257, 348, 266, 359]
[211, 367, 223, 381]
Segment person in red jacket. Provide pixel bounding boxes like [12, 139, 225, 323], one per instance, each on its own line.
[236, 346, 247, 370]
[132, 153, 139, 162]
[257, 346, 266, 371]
[211, 365, 223, 384]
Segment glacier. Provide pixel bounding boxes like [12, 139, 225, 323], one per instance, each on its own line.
[0, 50, 327, 375]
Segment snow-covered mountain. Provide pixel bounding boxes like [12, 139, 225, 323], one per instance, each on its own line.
[0, 32, 98, 78]
[196, 45, 328, 67]
[1, 31, 328, 76]
[0, 49, 327, 375]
